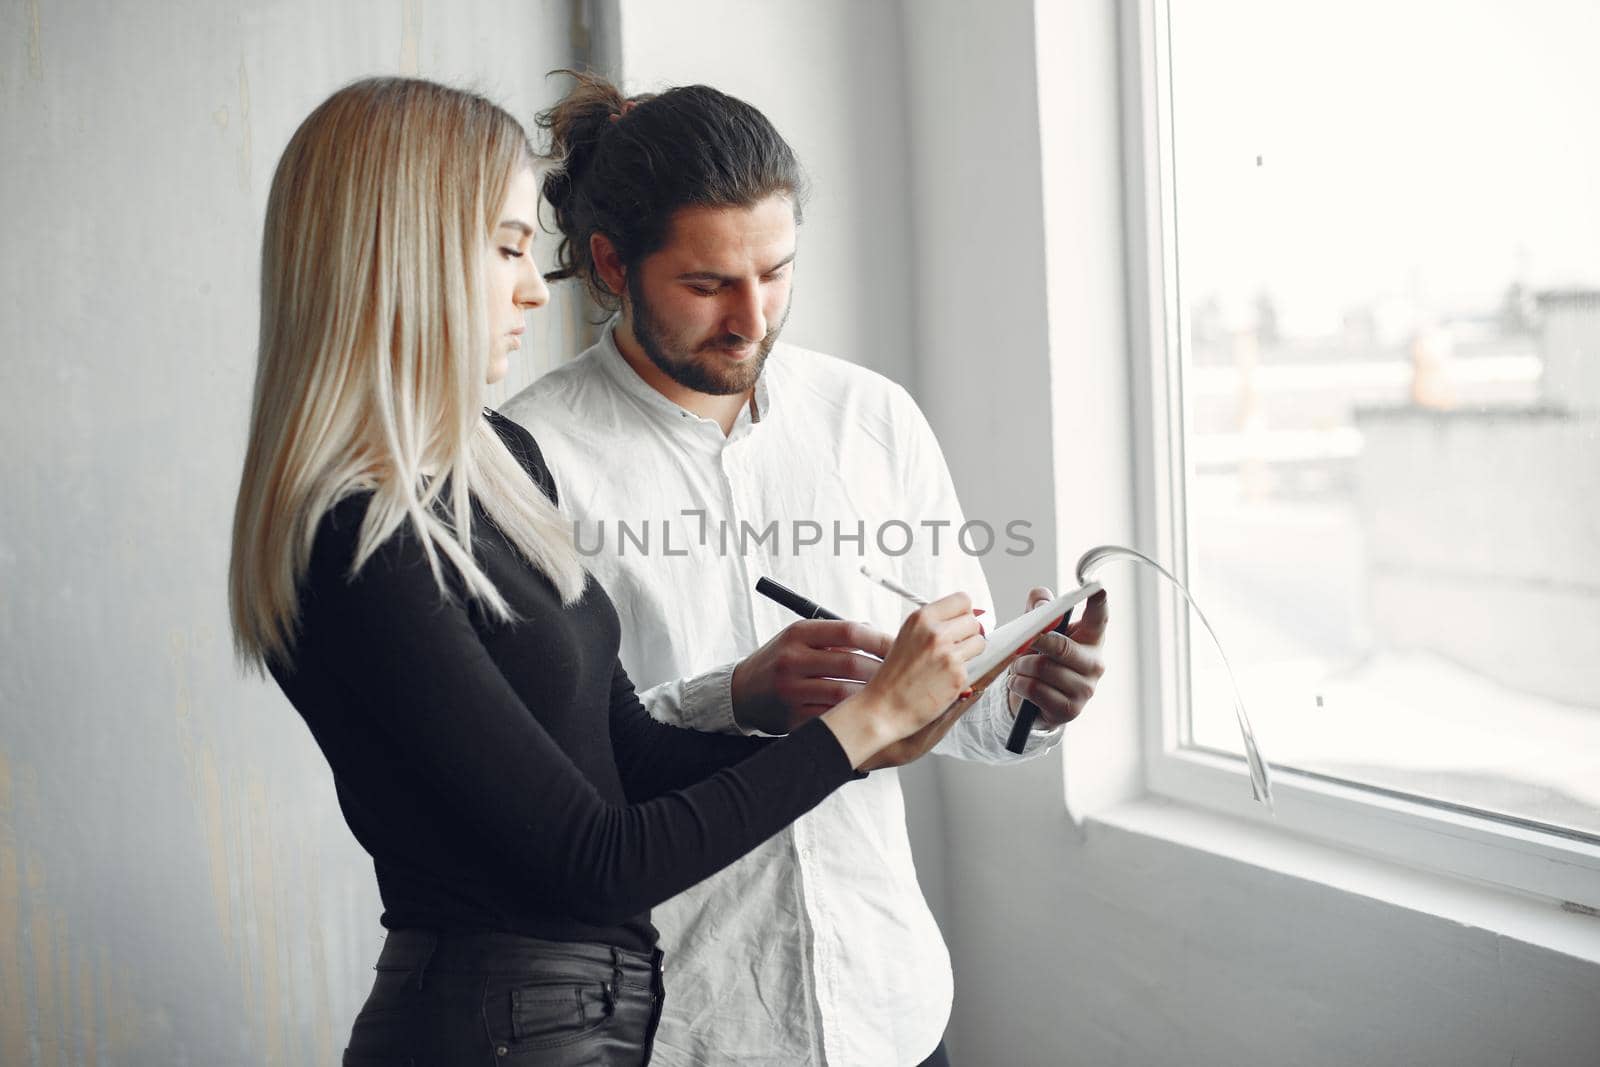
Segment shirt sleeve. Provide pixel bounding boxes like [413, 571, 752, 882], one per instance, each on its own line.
[297, 521, 857, 928]
[936, 683, 1065, 762]
[635, 664, 749, 736]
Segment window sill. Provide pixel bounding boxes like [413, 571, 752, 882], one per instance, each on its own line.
[1086, 793, 1600, 965]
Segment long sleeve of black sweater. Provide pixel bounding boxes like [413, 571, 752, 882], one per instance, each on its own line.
[270, 413, 858, 950]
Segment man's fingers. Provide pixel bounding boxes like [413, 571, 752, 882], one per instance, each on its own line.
[1070, 589, 1109, 646]
[789, 618, 893, 658]
[841, 621, 894, 658]
[1011, 653, 1095, 703]
[809, 649, 882, 682]
[785, 677, 867, 708]
[1023, 587, 1108, 648]
[1007, 672, 1085, 726]
[1028, 628, 1105, 679]
[1004, 588, 1108, 728]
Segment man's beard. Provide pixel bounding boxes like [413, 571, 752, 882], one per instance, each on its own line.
[626, 272, 788, 396]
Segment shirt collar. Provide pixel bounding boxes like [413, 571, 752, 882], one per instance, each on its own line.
[594, 317, 776, 443]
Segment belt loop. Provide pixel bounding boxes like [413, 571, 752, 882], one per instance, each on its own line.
[414, 931, 439, 991]
[606, 946, 624, 1016]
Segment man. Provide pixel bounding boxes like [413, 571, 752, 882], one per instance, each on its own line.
[503, 73, 1108, 1066]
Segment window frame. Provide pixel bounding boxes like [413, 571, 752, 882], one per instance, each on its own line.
[1119, 0, 1600, 909]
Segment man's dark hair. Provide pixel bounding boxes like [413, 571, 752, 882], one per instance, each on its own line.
[536, 70, 808, 310]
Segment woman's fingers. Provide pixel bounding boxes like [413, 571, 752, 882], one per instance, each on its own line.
[952, 629, 987, 662]
[922, 591, 973, 621]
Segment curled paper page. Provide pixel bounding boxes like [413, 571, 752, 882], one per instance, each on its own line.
[1076, 545, 1275, 810]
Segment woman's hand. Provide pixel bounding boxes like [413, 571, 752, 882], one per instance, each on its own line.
[855, 704, 967, 771]
[819, 593, 985, 768]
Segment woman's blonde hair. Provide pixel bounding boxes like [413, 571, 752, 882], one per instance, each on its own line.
[230, 77, 586, 670]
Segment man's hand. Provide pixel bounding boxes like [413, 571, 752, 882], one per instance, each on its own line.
[1005, 587, 1109, 729]
[731, 619, 894, 735]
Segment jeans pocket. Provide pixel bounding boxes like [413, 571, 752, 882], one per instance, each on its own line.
[345, 971, 419, 1057]
[487, 977, 613, 1049]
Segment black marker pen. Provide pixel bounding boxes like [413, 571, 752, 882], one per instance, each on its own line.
[755, 576, 844, 621]
[1004, 606, 1074, 754]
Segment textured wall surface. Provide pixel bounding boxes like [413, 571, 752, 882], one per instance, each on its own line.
[0, 3, 579, 1061]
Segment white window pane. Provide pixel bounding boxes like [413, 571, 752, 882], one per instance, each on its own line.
[1169, 0, 1600, 837]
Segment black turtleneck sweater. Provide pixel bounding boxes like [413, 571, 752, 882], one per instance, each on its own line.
[270, 411, 856, 953]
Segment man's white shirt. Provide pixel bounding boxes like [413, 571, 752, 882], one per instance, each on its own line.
[502, 322, 1059, 1066]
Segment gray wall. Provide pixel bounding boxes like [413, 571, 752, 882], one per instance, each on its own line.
[0, 3, 580, 1061]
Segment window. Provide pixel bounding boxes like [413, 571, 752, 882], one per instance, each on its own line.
[1126, 0, 1600, 904]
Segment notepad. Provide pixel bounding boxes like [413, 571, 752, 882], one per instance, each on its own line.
[948, 582, 1103, 711]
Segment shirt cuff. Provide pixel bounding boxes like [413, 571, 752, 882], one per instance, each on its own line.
[683, 662, 745, 735]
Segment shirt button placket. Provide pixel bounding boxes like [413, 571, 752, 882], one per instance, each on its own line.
[797, 819, 841, 1060]
[720, 445, 763, 651]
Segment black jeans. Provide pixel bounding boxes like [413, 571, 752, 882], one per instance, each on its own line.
[343, 930, 666, 1066]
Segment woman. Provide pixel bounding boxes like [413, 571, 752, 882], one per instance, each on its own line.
[228, 78, 982, 1065]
